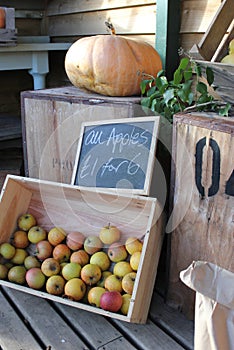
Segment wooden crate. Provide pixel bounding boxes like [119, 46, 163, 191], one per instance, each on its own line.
[167, 112, 234, 320]
[0, 174, 164, 324]
[0, 7, 17, 46]
[21, 86, 144, 184]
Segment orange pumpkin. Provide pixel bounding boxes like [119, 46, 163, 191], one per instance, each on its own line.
[0, 7, 5, 29]
[65, 24, 162, 97]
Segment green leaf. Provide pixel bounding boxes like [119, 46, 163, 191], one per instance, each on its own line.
[141, 97, 152, 108]
[173, 69, 183, 85]
[206, 67, 214, 85]
[155, 76, 168, 94]
[196, 82, 208, 94]
[218, 103, 231, 116]
[140, 79, 152, 95]
[178, 57, 190, 71]
[183, 67, 193, 82]
[195, 64, 202, 77]
[163, 89, 175, 105]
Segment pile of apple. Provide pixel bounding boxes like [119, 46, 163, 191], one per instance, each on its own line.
[0, 213, 143, 315]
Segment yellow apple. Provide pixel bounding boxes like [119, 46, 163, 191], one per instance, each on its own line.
[0, 263, 8, 279]
[46, 275, 65, 295]
[24, 255, 41, 270]
[104, 274, 122, 293]
[122, 272, 137, 294]
[48, 227, 66, 246]
[88, 286, 106, 307]
[125, 237, 143, 255]
[121, 293, 131, 315]
[17, 213, 37, 231]
[41, 257, 61, 277]
[90, 251, 110, 271]
[99, 224, 121, 245]
[62, 262, 81, 280]
[81, 263, 102, 285]
[130, 251, 141, 271]
[64, 278, 86, 301]
[8, 265, 26, 285]
[10, 248, 28, 265]
[0, 242, 16, 259]
[96, 270, 112, 288]
[113, 261, 133, 278]
[107, 242, 127, 262]
[84, 235, 103, 255]
[28, 226, 47, 244]
[52, 243, 71, 263]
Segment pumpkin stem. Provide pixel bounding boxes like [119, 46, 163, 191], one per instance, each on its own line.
[105, 21, 116, 35]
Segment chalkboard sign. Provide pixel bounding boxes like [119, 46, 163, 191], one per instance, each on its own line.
[71, 116, 160, 195]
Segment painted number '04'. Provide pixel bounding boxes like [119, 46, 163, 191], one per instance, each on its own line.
[195, 137, 234, 197]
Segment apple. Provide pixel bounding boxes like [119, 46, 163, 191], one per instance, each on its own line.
[130, 251, 141, 271]
[10, 248, 28, 265]
[26, 267, 46, 289]
[35, 240, 53, 260]
[99, 224, 121, 245]
[0, 242, 16, 259]
[70, 249, 89, 266]
[64, 278, 86, 301]
[90, 251, 110, 271]
[28, 226, 47, 244]
[48, 227, 66, 246]
[46, 275, 65, 295]
[12, 230, 29, 248]
[100, 291, 123, 312]
[8, 265, 26, 285]
[88, 286, 106, 307]
[121, 293, 131, 315]
[24, 255, 41, 270]
[52, 244, 71, 263]
[107, 242, 127, 262]
[66, 231, 85, 250]
[96, 270, 112, 288]
[41, 257, 61, 277]
[62, 262, 81, 280]
[81, 263, 102, 285]
[113, 261, 133, 278]
[0, 263, 8, 279]
[104, 274, 122, 293]
[122, 272, 137, 294]
[83, 236, 103, 255]
[17, 213, 37, 231]
[125, 237, 143, 255]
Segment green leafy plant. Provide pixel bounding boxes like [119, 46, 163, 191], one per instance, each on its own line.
[140, 56, 231, 123]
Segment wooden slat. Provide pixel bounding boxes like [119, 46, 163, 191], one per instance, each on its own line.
[53, 302, 137, 349]
[113, 318, 186, 350]
[47, 0, 155, 16]
[0, 289, 42, 350]
[2, 287, 88, 350]
[180, 0, 222, 33]
[48, 5, 156, 37]
[150, 293, 194, 350]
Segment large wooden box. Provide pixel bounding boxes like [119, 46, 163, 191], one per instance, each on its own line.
[0, 175, 164, 324]
[21, 86, 143, 184]
[167, 112, 234, 319]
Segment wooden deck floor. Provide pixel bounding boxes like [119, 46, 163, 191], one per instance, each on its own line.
[0, 286, 194, 350]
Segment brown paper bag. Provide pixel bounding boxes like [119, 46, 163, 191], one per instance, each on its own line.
[180, 261, 234, 350]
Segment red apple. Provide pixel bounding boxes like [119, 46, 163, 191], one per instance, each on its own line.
[66, 231, 85, 250]
[26, 267, 46, 289]
[46, 275, 65, 295]
[99, 224, 121, 245]
[100, 291, 123, 312]
[17, 213, 37, 231]
[35, 240, 53, 260]
[70, 249, 89, 266]
[48, 227, 66, 246]
[52, 244, 71, 263]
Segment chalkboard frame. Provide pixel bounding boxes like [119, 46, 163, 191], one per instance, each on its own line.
[71, 116, 160, 195]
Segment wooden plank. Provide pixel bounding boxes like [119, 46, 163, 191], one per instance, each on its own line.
[54, 302, 137, 349]
[0, 289, 42, 350]
[180, 0, 222, 33]
[150, 293, 194, 350]
[190, 0, 234, 60]
[2, 287, 88, 350]
[113, 318, 185, 350]
[47, 0, 155, 16]
[48, 5, 156, 37]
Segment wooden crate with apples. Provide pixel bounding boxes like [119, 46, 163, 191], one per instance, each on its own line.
[0, 175, 164, 324]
